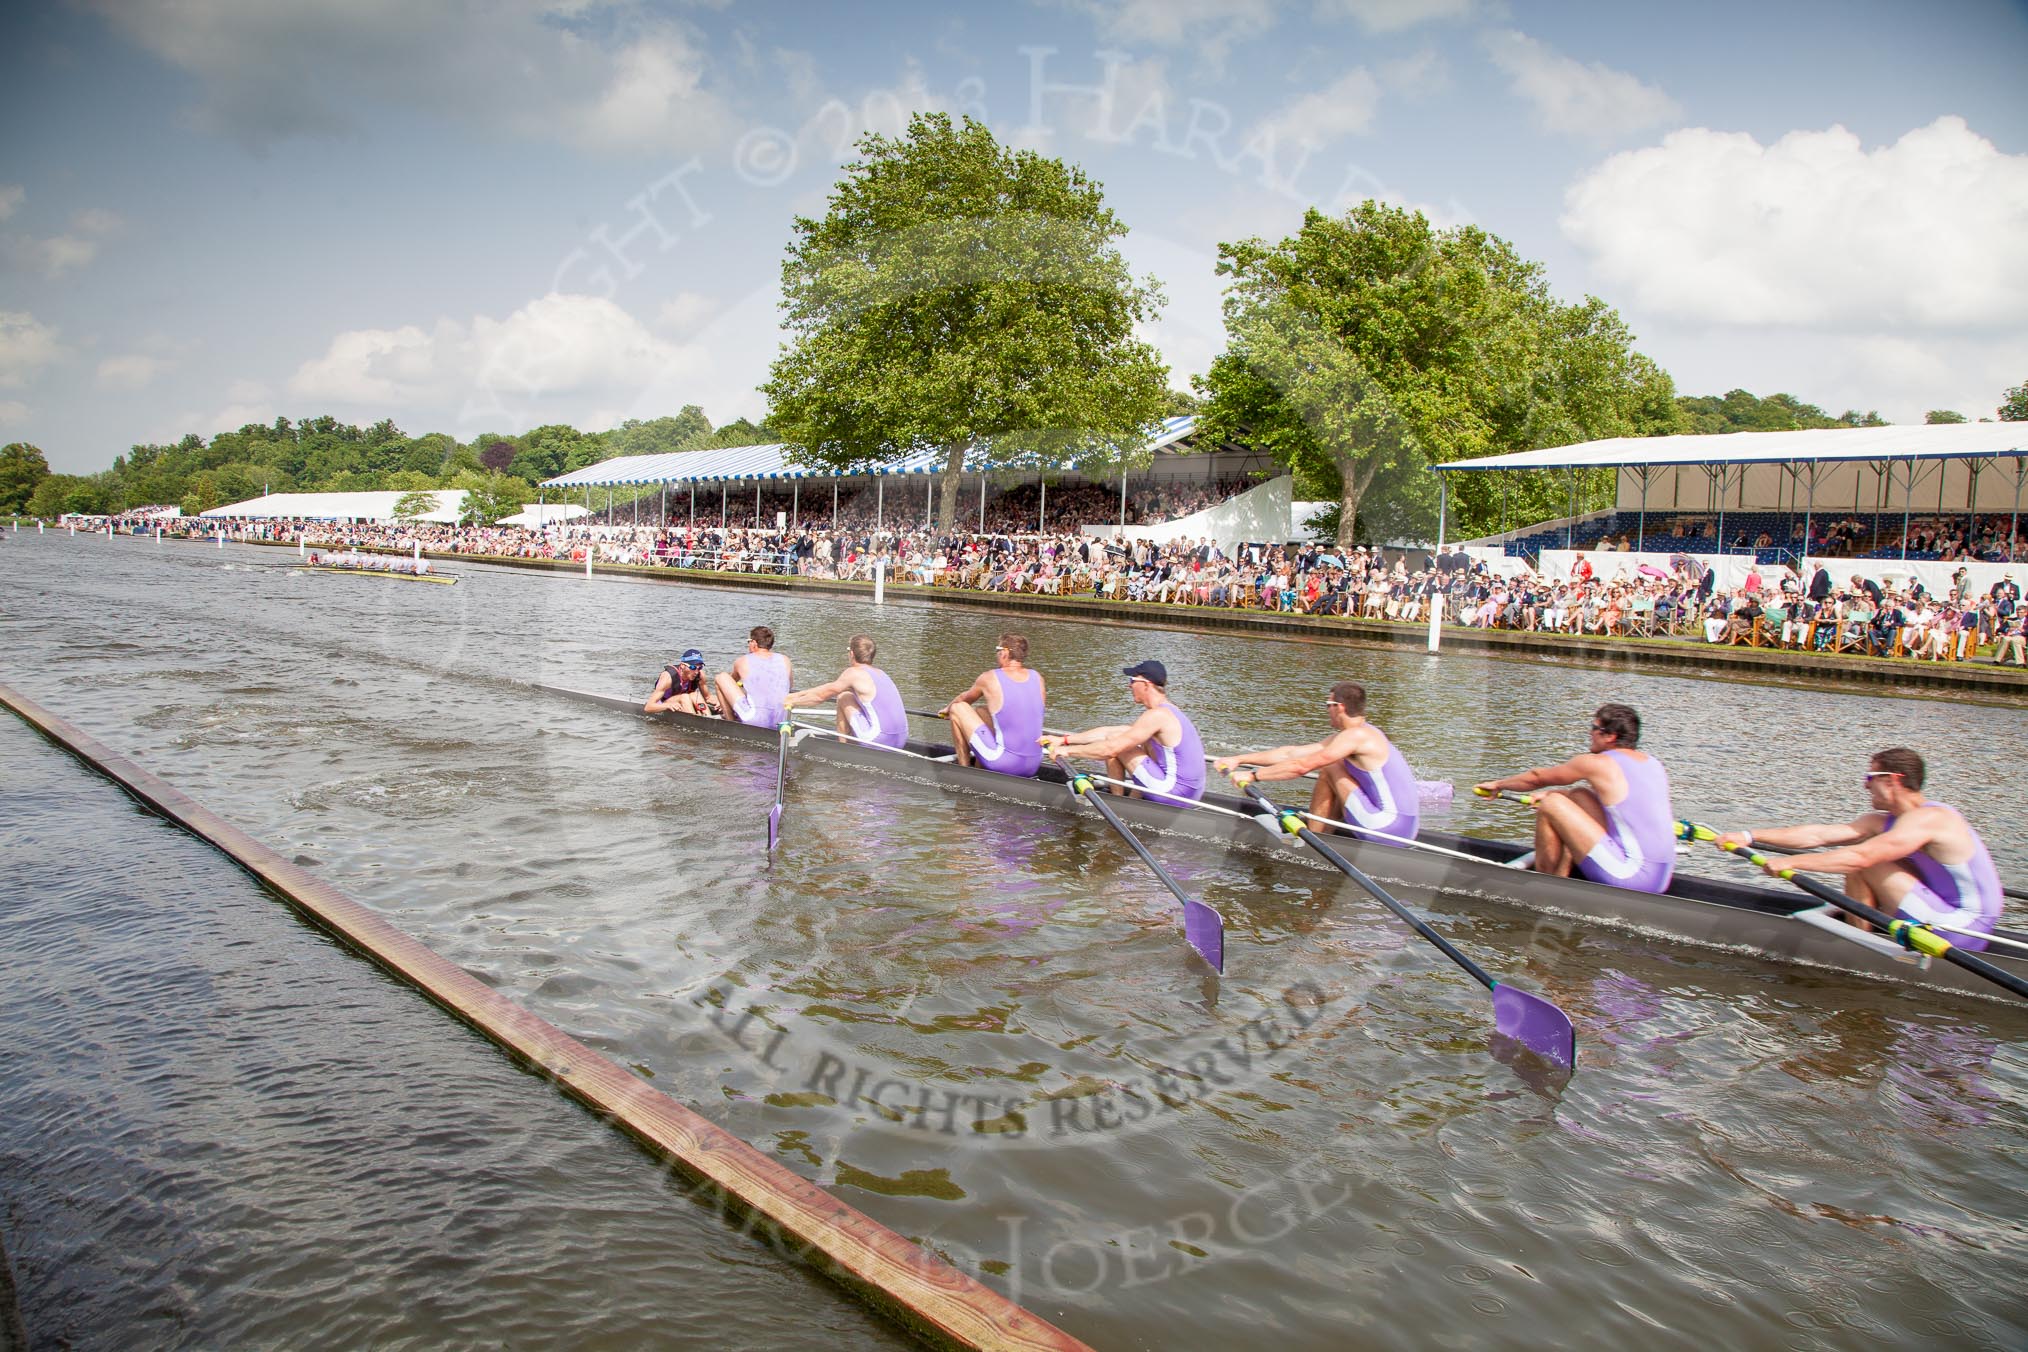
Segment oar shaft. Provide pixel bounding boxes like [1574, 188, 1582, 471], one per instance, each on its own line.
[1244, 784, 1494, 992]
[1718, 842, 2028, 1002]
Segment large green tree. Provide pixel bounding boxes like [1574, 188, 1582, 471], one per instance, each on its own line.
[1196, 203, 1672, 548]
[763, 113, 1170, 531]
[0, 442, 50, 514]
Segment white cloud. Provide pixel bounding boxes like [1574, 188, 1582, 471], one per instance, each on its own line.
[1316, 0, 1478, 33]
[97, 354, 172, 391]
[0, 399, 28, 426]
[1073, 0, 1276, 55]
[0, 311, 63, 387]
[288, 292, 711, 429]
[85, 1, 735, 154]
[0, 185, 21, 220]
[3, 234, 100, 279]
[72, 207, 123, 236]
[655, 290, 719, 333]
[1252, 67, 1382, 151]
[1483, 30, 1680, 140]
[1, 204, 122, 279]
[1562, 117, 2028, 330]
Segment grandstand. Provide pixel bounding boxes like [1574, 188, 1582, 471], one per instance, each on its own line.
[536, 417, 1284, 534]
[1436, 423, 2028, 565]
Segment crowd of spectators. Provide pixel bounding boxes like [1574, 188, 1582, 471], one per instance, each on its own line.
[577, 475, 1257, 538]
[74, 509, 2028, 667]
[1545, 510, 2027, 563]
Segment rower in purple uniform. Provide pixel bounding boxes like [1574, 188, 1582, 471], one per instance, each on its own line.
[713, 625, 793, 729]
[783, 633, 908, 749]
[1213, 680, 1420, 847]
[943, 631, 1046, 777]
[1047, 659, 1205, 806]
[1475, 703, 1675, 893]
[1714, 747, 2004, 951]
[644, 647, 717, 716]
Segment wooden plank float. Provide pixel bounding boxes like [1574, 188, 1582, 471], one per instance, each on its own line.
[0, 681, 1090, 1352]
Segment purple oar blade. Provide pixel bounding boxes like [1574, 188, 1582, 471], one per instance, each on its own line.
[1491, 983, 1575, 1069]
[1183, 898, 1225, 975]
[767, 803, 781, 851]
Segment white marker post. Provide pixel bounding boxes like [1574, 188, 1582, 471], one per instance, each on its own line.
[873, 557, 886, 605]
[585, 546, 593, 579]
[298, 533, 306, 558]
[1426, 593, 1444, 653]
[217, 530, 224, 549]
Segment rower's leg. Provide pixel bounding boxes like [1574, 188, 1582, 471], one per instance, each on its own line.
[1311, 761, 1360, 836]
[1847, 863, 1920, 933]
[1110, 750, 1142, 797]
[947, 701, 983, 767]
[1532, 787, 1607, 876]
[712, 672, 743, 717]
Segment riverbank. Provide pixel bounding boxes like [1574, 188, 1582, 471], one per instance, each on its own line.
[246, 537, 2028, 704]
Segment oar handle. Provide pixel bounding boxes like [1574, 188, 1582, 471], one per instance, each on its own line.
[1473, 786, 1538, 806]
[1242, 782, 1496, 994]
[1709, 838, 2028, 1002]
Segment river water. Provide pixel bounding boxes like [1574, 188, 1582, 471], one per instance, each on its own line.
[3, 530, 2025, 1350]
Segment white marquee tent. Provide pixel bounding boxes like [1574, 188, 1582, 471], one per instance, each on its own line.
[200, 490, 467, 523]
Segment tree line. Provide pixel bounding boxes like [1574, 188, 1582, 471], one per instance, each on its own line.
[6, 113, 2026, 543]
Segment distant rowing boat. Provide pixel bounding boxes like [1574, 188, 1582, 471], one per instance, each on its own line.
[538, 684, 2028, 1005]
[291, 564, 458, 586]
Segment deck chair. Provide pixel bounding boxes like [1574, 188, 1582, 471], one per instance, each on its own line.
[1749, 605, 1786, 648]
[1832, 612, 1876, 655]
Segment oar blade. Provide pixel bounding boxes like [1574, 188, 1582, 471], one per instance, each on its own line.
[767, 802, 782, 851]
[1491, 983, 1576, 1069]
[1183, 898, 1225, 974]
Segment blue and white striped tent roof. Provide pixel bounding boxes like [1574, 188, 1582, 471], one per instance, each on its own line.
[539, 417, 1204, 489]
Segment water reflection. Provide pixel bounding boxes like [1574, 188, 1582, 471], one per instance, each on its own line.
[4, 534, 2026, 1352]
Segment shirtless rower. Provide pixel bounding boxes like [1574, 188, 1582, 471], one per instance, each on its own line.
[1474, 703, 1675, 893]
[782, 633, 908, 749]
[1714, 748, 2003, 951]
[713, 625, 793, 729]
[1045, 659, 1204, 805]
[644, 647, 717, 716]
[1213, 680, 1420, 847]
[943, 632, 1046, 777]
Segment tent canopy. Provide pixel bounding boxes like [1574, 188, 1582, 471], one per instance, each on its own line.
[201, 490, 466, 522]
[539, 416, 1214, 490]
[1432, 423, 2028, 474]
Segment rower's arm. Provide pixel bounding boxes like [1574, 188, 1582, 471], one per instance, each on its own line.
[1219, 741, 1332, 780]
[1729, 815, 1878, 852]
[1054, 718, 1150, 760]
[643, 671, 674, 712]
[1786, 812, 1934, 876]
[1479, 753, 1596, 795]
[944, 672, 991, 713]
[784, 672, 854, 709]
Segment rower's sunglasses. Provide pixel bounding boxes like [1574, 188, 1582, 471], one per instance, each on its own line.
[1863, 770, 1901, 783]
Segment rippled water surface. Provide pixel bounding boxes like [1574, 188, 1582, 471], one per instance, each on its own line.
[3, 530, 2026, 1350]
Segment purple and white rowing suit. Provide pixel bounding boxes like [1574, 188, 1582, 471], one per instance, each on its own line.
[1128, 701, 1205, 806]
[1577, 748, 1674, 894]
[845, 665, 909, 750]
[970, 669, 1044, 777]
[1341, 733, 1420, 847]
[1884, 803, 2003, 951]
[732, 651, 789, 728]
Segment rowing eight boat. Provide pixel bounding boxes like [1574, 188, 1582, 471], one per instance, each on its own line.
[292, 565, 458, 586]
[540, 684, 2028, 1004]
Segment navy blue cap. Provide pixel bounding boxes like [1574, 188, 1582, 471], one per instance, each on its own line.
[680, 648, 705, 666]
[1122, 659, 1167, 686]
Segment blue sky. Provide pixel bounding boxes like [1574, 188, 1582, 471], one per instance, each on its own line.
[2, 0, 2024, 475]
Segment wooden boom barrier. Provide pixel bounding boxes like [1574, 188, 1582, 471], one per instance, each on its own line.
[0, 681, 1089, 1352]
